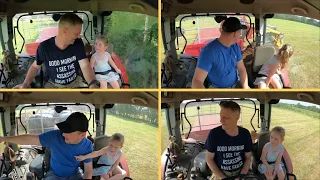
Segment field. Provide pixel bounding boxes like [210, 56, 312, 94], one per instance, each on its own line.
[161, 104, 320, 180]
[175, 17, 320, 88]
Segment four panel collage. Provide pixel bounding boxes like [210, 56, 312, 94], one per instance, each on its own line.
[0, 0, 318, 180]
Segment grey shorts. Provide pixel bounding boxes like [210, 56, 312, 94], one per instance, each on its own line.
[45, 76, 87, 88]
[209, 80, 242, 88]
[210, 169, 241, 180]
[44, 170, 82, 180]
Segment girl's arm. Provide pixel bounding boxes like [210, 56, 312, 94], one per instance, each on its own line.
[260, 144, 271, 169]
[75, 146, 108, 161]
[275, 149, 284, 170]
[265, 63, 278, 87]
[107, 154, 122, 175]
[90, 55, 96, 70]
[108, 54, 121, 73]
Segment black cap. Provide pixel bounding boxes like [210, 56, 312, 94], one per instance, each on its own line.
[222, 17, 247, 32]
[56, 112, 88, 133]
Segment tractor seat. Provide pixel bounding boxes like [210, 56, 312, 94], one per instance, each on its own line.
[252, 132, 296, 180]
[29, 148, 50, 179]
[93, 135, 111, 163]
[253, 45, 276, 73]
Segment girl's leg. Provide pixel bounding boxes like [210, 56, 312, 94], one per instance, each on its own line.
[100, 173, 110, 180]
[270, 75, 282, 89]
[264, 172, 273, 180]
[109, 81, 120, 89]
[277, 168, 285, 180]
[99, 80, 108, 89]
[257, 82, 267, 89]
[108, 166, 127, 180]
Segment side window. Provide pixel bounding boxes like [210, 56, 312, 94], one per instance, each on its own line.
[266, 14, 320, 88]
[16, 104, 94, 136]
[104, 12, 158, 88]
[106, 104, 157, 180]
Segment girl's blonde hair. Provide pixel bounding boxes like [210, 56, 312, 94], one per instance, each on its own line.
[110, 133, 124, 145]
[271, 126, 285, 139]
[277, 44, 294, 69]
[95, 35, 108, 46]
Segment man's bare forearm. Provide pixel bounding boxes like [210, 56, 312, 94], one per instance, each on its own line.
[1, 135, 40, 146]
[241, 156, 251, 174]
[82, 65, 96, 84]
[207, 159, 226, 179]
[239, 69, 249, 88]
[192, 79, 205, 88]
[23, 62, 40, 86]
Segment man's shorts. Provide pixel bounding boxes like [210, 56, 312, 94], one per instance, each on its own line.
[210, 169, 241, 180]
[209, 79, 242, 88]
[44, 76, 87, 88]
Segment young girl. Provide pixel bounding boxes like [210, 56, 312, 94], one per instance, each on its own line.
[259, 126, 286, 180]
[254, 44, 294, 89]
[91, 35, 121, 89]
[75, 133, 127, 180]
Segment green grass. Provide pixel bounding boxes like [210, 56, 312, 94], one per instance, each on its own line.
[175, 16, 320, 88]
[266, 18, 320, 88]
[162, 105, 320, 180]
[106, 115, 158, 180]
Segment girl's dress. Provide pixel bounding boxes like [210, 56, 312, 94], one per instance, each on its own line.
[93, 149, 122, 176]
[258, 143, 284, 174]
[93, 52, 119, 82]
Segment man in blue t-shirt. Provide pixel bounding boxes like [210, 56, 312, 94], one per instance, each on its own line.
[14, 13, 99, 88]
[205, 101, 253, 179]
[192, 17, 250, 88]
[0, 112, 93, 179]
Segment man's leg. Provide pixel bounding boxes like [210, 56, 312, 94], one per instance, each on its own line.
[44, 170, 63, 180]
[67, 76, 88, 88]
[68, 170, 83, 180]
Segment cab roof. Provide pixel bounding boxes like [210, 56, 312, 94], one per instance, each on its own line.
[0, 91, 158, 108]
[1, 0, 158, 16]
[161, 91, 320, 105]
[162, 0, 319, 20]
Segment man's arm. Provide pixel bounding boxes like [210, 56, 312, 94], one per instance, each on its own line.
[81, 147, 107, 160]
[89, 56, 96, 69]
[14, 61, 40, 88]
[79, 59, 97, 87]
[236, 60, 250, 89]
[206, 151, 226, 179]
[0, 135, 41, 146]
[83, 161, 93, 179]
[240, 152, 252, 174]
[191, 68, 208, 88]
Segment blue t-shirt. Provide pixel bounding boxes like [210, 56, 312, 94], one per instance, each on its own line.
[204, 126, 253, 172]
[197, 39, 242, 87]
[39, 130, 93, 177]
[36, 37, 87, 85]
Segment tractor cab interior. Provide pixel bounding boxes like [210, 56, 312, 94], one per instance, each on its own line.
[161, 91, 319, 180]
[0, 0, 158, 89]
[161, 0, 319, 89]
[0, 91, 158, 179]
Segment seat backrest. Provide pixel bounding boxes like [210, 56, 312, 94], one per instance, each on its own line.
[44, 148, 51, 172]
[92, 135, 110, 164]
[252, 131, 270, 169]
[253, 45, 276, 72]
[93, 135, 110, 151]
